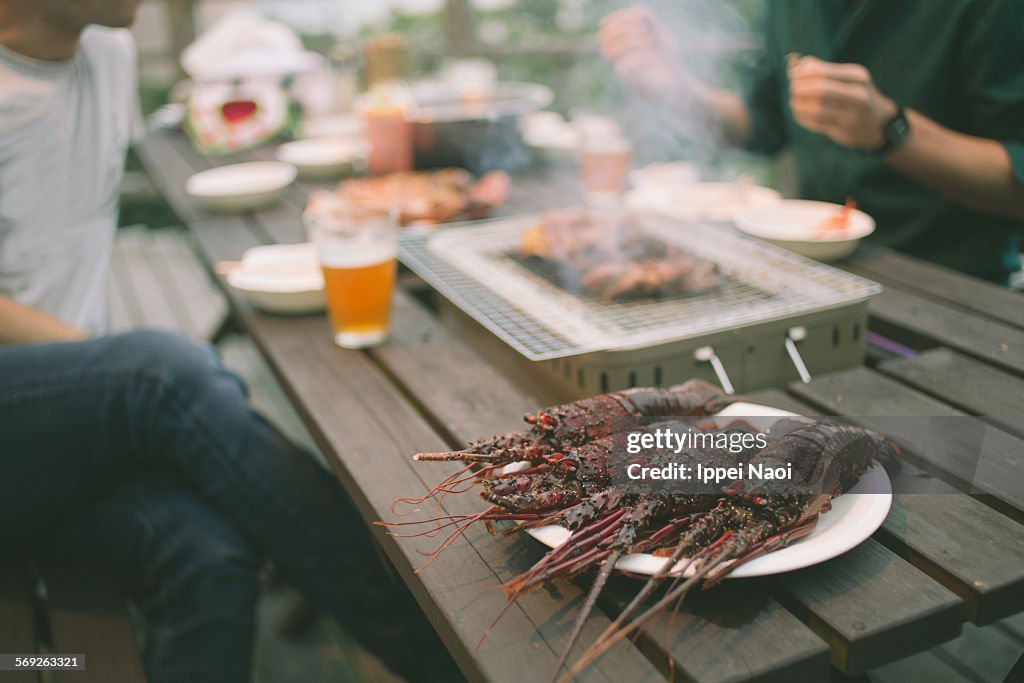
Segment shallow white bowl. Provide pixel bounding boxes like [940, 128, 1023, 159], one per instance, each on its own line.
[736, 199, 875, 261]
[186, 161, 296, 213]
[276, 137, 369, 180]
[225, 243, 325, 314]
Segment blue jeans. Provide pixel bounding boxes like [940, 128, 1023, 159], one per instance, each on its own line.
[0, 330, 458, 683]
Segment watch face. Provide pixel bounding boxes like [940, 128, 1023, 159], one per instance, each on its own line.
[886, 112, 910, 145]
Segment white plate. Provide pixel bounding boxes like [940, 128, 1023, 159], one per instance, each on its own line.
[517, 402, 893, 579]
[276, 137, 369, 180]
[186, 161, 296, 213]
[225, 243, 325, 314]
[736, 199, 876, 262]
[625, 182, 782, 222]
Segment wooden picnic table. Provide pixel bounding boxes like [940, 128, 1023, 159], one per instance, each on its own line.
[135, 129, 1024, 683]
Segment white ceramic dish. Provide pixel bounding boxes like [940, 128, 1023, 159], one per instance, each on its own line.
[629, 161, 701, 190]
[625, 181, 782, 222]
[301, 114, 366, 139]
[515, 401, 893, 579]
[186, 161, 296, 213]
[225, 243, 325, 314]
[735, 199, 876, 262]
[522, 111, 579, 159]
[276, 137, 369, 180]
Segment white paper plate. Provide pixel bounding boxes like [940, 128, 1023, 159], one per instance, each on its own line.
[186, 161, 296, 213]
[735, 199, 876, 262]
[276, 137, 369, 180]
[225, 243, 325, 314]
[517, 402, 893, 579]
[625, 182, 782, 222]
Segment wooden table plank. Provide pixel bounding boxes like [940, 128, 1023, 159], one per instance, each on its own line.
[772, 540, 962, 675]
[603, 577, 830, 683]
[115, 229, 186, 331]
[861, 288, 1024, 377]
[42, 563, 147, 683]
[843, 245, 1024, 330]
[879, 493, 1024, 626]
[787, 368, 1024, 517]
[750, 389, 1024, 627]
[0, 558, 40, 683]
[877, 349, 1024, 439]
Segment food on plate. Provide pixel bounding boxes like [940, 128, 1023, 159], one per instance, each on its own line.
[307, 168, 509, 226]
[517, 208, 722, 301]
[815, 197, 857, 235]
[384, 380, 900, 681]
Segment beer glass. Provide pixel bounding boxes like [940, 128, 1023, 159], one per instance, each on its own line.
[305, 198, 397, 348]
[579, 132, 632, 205]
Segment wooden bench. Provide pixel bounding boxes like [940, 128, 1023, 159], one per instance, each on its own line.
[0, 556, 147, 683]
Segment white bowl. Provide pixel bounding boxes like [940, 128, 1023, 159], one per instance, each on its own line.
[225, 243, 325, 314]
[276, 137, 369, 180]
[186, 161, 296, 213]
[300, 114, 365, 139]
[735, 199, 875, 262]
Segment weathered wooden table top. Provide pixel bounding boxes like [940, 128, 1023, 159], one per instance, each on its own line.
[135, 129, 1024, 683]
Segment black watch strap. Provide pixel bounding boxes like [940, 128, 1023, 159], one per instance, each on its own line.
[877, 107, 910, 154]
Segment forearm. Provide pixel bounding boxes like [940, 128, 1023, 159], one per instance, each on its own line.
[886, 111, 1024, 220]
[0, 296, 87, 346]
[670, 75, 753, 149]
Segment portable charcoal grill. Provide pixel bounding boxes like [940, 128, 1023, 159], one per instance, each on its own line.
[398, 211, 882, 400]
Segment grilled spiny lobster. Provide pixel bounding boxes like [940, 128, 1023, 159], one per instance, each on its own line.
[381, 383, 898, 682]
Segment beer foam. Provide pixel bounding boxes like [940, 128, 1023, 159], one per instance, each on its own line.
[318, 242, 395, 269]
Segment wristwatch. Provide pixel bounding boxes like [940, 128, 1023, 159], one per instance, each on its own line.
[877, 107, 910, 154]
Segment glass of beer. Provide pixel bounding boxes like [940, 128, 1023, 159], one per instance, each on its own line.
[578, 131, 632, 205]
[305, 195, 397, 348]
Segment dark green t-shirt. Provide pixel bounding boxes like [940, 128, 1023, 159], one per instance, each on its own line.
[745, 0, 1024, 281]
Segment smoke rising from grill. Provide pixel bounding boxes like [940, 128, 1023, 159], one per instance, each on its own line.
[584, 0, 757, 174]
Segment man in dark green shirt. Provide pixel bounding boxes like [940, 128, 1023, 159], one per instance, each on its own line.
[601, 0, 1024, 282]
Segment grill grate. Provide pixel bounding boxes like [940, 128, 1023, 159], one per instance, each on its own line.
[398, 212, 881, 361]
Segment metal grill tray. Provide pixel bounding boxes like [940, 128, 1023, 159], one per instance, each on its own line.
[398, 211, 881, 361]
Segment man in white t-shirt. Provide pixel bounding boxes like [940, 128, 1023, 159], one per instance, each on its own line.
[0, 0, 139, 336]
[0, 2, 459, 681]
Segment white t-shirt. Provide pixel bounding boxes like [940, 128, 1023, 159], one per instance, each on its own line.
[0, 27, 139, 333]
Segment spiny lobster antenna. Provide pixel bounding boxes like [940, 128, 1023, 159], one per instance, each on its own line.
[548, 550, 620, 683]
[414, 450, 504, 463]
[557, 552, 731, 683]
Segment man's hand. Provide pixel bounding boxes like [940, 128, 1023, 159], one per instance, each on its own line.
[598, 6, 681, 99]
[598, 6, 753, 147]
[788, 56, 898, 151]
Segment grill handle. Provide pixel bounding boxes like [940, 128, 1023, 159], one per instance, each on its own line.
[694, 346, 735, 395]
[785, 326, 813, 384]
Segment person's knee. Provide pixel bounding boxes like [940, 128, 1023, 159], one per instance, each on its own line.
[104, 329, 244, 403]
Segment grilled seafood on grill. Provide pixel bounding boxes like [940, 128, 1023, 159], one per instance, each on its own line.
[382, 383, 899, 681]
[517, 208, 723, 301]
